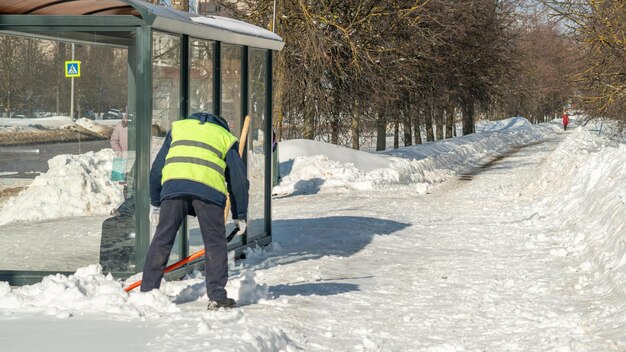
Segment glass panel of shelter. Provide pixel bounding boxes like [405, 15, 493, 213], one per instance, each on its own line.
[186, 42, 242, 254]
[189, 38, 214, 114]
[0, 30, 137, 274]
[186, 36, 215, 256]
[247, 48, 267, 242]
[221, 44, 242, 136]
[0, 29, 275, 280]
[146, 37, 269, 261]
[220, 44, 244, 248]
[151, 31, 182, 264]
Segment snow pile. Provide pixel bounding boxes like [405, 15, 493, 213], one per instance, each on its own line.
[275, 117, 559, 195]
[583, 117, 625, 141]
[0, 264, 178, 316]
[523, 127, 610, 200]
[279, 139, 394, 172]
[0, 149, 124, 225]
[477, 115, 533, 132]
[150, 268, 269, 308]
[525, 127, 626, 321]
[0, 264, 296, 351]
[75, 117, 113, 137]
[226, 270, 269, 305]
[0, 264, 270, 316]
[274, 153, 379, 195]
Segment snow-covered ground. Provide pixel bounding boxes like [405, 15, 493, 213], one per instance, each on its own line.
[0, 116, 118, 132]
[0, 116, 625, 351]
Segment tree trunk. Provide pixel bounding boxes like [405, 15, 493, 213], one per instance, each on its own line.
[435, 108, 444, 140]
[403, 111, 412, 146]
[394, 117, 399, 149]
[400, 92, 411, 146]
[274, 51, 286, 142]
[303, 79, 314, 140]
[462, 100, 475, 135]
[376, 110, 386, 151]
[330, 115, 339, 145]
[414, 108, 422, 144]
[453, 118, 457, 137]
[351, 100, 359, 150]
[303, 111, 314, 139]
[425, 102, 434, 142]
[445, 106, 454, 138]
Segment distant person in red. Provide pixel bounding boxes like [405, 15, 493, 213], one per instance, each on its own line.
[562, 112, 569, 131]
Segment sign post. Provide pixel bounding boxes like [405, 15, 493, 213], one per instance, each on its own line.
[65, 44, 80, 120]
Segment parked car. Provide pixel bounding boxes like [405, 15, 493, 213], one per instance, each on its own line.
[12, 110, 32, 118]
[103, 108, 123, 119]
[83, 109, 96, 120]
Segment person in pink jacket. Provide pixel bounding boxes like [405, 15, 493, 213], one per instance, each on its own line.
[562, 112, 569, 131]
[110, 112, 129, 154]
[109, 112, 132, 215]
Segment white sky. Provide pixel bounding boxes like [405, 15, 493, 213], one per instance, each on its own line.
[0, 116, 625, 351]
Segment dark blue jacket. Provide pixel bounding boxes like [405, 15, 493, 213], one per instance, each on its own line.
[150, 113, 249, 220]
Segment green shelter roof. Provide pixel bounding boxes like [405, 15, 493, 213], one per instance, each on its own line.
[0, 0, 284, 50]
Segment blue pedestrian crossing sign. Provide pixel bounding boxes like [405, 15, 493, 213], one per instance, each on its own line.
[65, 61, 81, 77]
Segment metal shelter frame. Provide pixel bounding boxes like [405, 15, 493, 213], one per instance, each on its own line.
[0, 0, 283, 285]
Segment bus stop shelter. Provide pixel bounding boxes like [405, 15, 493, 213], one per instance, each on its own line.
[0, 0, 283, 285]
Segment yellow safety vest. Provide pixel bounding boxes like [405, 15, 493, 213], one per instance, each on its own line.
[162, 119, 238, 195]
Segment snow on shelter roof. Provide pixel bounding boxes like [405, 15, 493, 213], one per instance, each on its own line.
[0, 0, 284, 51]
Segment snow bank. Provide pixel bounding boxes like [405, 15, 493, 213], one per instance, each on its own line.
[275, 117, 560, 195]
[477, 115, 533, 132]
[524, 127, 626, 325]
[0, 116, 113, 136]
[0, 264, 296, 350]
[583, 117, 625, 141]
[155, 269, 269, 307]
[1, 265, 269, 314]
[0, 116, 74, 130]
[0, 149, 124, 225]
[0, 264, 178, 316]
[279, 139, 394, 172]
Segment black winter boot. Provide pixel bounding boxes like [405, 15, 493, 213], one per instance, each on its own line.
[207, 298, 236, 310]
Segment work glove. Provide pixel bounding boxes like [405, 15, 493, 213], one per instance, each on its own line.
[234, 219, 247, 236]
[149, 205, 160, 224]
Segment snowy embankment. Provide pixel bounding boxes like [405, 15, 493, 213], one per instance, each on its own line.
[524, 127, 626, 321]
[274, 116, 561, 195]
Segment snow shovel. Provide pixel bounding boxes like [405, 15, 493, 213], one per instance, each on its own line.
[125, 115, 251, 292]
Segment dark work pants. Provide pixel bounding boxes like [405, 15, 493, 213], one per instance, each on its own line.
[140, 197, 228, 301]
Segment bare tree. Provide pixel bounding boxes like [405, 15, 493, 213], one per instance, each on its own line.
[498, 12, 579, 123]
[543, 0, 625, 123]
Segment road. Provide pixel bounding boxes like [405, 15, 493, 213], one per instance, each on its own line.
[0, 140, 110, 177]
